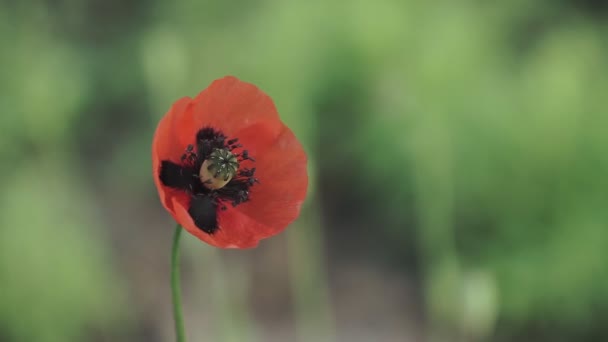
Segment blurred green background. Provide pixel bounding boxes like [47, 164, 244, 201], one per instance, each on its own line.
[1, 0, 607, 341]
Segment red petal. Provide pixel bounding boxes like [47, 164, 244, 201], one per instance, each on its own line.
[231, 124, 308, 237]
[230, 120, 285, 158]
[152, 96, 193, 214]
[185, 76, 282, 138]
[172, 197, 266, 248]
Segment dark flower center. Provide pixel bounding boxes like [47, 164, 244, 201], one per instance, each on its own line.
[159, 127, 259, 234]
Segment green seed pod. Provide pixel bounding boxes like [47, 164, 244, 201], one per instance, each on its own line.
[199, 148, 239, 189]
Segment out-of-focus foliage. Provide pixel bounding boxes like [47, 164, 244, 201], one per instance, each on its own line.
[1, 0, 607, 341]
[0, 162, 128, 342]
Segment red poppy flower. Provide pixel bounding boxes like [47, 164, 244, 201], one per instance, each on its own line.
[152, 76, 308, 248]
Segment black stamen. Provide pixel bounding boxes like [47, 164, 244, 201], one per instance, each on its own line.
[239, 168, 256, 177]
[241, 150, 255, 161]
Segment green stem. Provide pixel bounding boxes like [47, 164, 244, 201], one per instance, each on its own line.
[171, 224, 186, 342]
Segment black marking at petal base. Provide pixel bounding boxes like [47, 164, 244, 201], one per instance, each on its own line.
[159, 161, 197, 191]
[188, 195, 218, 234]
